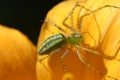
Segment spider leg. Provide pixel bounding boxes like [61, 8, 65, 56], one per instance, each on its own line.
[60, 49, 70, 73]
[42, 19, 69, 35]
[78, 45, 120, 60]
[63, 1, 91, 33]
[80, 15, 100, 48]
[79, 5, 120, 29]
[75, 45, 118, 80]
[79, 5, 120, 46]
[75, 46, 105, 74]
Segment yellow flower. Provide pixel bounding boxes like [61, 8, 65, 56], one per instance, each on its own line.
[37, 0, 120, 80]
[0, 25, 37, 80]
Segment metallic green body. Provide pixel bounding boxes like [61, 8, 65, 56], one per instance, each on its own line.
[37, 33, 66, 55]
[37, 33, 83, 55]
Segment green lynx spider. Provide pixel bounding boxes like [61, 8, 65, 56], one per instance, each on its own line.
[38, 2, 120, 80]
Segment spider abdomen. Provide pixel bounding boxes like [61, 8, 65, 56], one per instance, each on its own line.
[37, 33, 66, 55]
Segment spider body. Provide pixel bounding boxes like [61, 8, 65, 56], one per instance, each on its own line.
[37, 33, 83, 54]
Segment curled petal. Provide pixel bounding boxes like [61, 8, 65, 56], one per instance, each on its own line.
[37, 0, 120, 80]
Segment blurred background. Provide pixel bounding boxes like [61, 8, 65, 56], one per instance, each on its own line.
[0, 0, 62, 45]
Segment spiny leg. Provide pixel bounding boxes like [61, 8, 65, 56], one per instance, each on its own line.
[78, 44, 120, 79]
[79, 5, 120, 46]
[70, 10, 74, 32]
[79, 5, 120, 25]
[62, 2, 78, 33]
[80, 14, 101, 47]
[76, 2, 92, 33]
[63, 2, 91, 33]
[79, 46, 120, 80]
[75, 46, 105, 74]
[60, 46, 73, 73]
[79, 9, 101, 47]
[78, 44, 120, 60]
[75, 45, 118, 80]
[62, 2, 99, 47]
[79, 5, 120, 59]
[43, 19, 69, 35]
[77, 7, 99, 48]
[60, 49, 70, 73]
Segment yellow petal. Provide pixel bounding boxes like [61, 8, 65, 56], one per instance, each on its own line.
[0, 25, 37, 80]
[37, 0, 120, 80]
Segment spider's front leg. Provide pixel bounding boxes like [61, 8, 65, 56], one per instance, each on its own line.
[79, 45, 120, 60]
